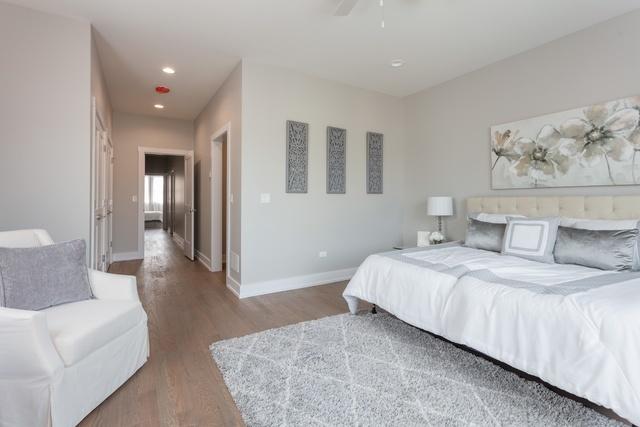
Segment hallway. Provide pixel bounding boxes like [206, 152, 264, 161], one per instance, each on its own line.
[80, 229, 351, 426]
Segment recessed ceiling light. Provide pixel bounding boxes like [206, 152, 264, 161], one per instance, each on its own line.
[390, 59, 404, 68]
[162, 67, 175, 74]
[154, 104, 164, 109]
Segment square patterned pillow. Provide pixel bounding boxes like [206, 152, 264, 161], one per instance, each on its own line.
[501, 217, 560, 263]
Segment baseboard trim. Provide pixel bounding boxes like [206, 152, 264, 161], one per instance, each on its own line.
[236, 267, 357, 299]
[196, 250, 213, 271]
[112, 251, 142, 262]
[226, 275, 241, 297]
[172, 233, 185, 249]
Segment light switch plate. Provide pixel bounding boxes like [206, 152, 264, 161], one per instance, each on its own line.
[260, 193, 271, 204]
[132, 195, 137, 202]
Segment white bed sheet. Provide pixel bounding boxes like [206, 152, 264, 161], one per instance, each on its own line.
[343, 245, 640, 424]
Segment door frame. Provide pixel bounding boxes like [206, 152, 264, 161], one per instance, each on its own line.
[210, 123, 232, 274]
[105, 134, 114, 268]
[137, 147, 193, 259]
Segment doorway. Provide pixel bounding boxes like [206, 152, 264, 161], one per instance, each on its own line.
[210, 123, 231, 273]
[138, 147, 194, 260]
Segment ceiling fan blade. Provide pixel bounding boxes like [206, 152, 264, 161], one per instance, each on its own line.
[334, 0, 359, 16]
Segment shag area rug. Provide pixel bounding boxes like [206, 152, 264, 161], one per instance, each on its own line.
[210, 313, 621, 426]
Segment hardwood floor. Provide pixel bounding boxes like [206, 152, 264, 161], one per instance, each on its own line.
[80, 229, 356, 427]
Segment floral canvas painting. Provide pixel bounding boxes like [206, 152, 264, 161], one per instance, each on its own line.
[491, 95, 640, 189]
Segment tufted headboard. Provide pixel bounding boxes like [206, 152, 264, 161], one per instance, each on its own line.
[466, 196, 640, 220]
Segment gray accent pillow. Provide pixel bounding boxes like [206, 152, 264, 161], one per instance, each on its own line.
[464, 218, 506, 252]
[554, 227, 639, 271]
[0, 239, 93, 310]
[502, 217, 560, 264]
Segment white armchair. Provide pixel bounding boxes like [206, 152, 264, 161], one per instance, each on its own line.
[0, 230, 149, 427]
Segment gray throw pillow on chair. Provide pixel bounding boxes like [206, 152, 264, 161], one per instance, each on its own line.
[0, 239, 93, 310]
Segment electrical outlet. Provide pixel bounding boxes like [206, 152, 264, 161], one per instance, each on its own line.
[132, 195, 137, 202]
[318, 251, 327, 258]
[260, 193, 271, 204]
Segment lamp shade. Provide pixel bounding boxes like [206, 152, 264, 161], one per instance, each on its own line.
[427, 196, 453, 216]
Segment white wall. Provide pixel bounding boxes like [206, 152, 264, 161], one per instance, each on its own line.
[240, 62, 406, 287]
[0, 3, 92, 243]
[91, 34, 113, 135]
[403, 10, 640, 243]
[194, 62, 242, 282]
[111, 112, 194, 254]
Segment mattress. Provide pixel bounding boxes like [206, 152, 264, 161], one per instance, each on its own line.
[343, 243, 640, 424]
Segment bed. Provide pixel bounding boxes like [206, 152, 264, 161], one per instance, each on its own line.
[144, 210, 163, 222]
[343, 196, 640, 425]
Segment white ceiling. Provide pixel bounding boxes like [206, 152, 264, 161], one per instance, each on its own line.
[9, 0, 640, 120]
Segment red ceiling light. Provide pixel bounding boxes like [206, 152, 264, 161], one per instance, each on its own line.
[155, 86, 170, 94]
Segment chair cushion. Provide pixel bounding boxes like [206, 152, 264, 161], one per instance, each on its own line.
[43, 299, 146, 366]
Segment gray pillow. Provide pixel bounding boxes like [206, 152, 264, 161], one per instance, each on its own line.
[0, 239, 93, 310]
[554, 227, 639, 271]
[464, 218, 506, 252]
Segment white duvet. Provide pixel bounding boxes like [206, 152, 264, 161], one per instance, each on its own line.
[343, 244, 640, 424]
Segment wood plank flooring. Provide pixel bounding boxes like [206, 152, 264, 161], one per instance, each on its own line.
[79, 229, 359, 427]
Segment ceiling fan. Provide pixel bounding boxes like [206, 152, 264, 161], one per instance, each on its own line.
[334, 0, 389, 28]
[334, 0, 361, 16]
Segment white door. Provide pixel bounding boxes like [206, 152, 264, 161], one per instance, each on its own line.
[184, 153, 195, 260]
[93, 129, 107, 271]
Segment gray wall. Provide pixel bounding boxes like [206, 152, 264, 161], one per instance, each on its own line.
[0, 3, 92, 243]
[240, 61, 406, 286]
[194, 62, 242, 281]
[91, 35, 113, 135]
[112, 112, 194, 254]
[403, 10, 640, 243]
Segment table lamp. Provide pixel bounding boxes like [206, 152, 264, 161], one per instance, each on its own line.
[427, 196, 453, 235]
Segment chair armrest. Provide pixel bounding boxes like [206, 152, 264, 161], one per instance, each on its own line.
[0, 307, 64, 380]
[89, 269, 140, 301]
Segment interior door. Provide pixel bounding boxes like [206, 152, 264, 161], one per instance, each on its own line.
[93, 129, 107, 271]
[184, 153, 195, 260]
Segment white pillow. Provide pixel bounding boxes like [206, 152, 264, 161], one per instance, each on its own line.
[469, 212, 526, 224]
[502, 217, 560, 263]
[559, 217, 639, 230]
